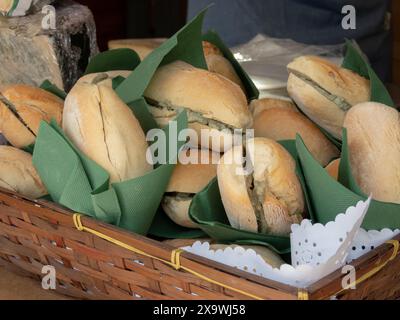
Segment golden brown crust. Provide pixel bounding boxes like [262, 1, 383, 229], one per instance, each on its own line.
[0, 84, 63, 148]
[250, 98, 298, 117]
[144, 61, 252, 129]
[167, 149, 218, 194]
[218, 138, 304, 236]
[344, 102, 400, 204]
[253, 108, 339, 166]
[287, 56, 370, 139]
[63, 82, 152, 183]
[325, 159, 340, 181]
[0, 146, 47, 199]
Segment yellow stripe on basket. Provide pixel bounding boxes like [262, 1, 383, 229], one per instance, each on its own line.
[72, 214, 264, 300]
[331, 239, 400, 299]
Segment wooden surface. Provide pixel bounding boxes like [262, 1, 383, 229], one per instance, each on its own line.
[0, 267, 71, 300]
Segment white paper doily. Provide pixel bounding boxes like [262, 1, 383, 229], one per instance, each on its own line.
[184, 198, 372, 288]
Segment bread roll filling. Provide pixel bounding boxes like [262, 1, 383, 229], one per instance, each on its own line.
[0, 95, 37, 137]
[145, 97, 238, 133]
[288, 70, 352, 112]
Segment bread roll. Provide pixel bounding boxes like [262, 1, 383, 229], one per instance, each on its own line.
[63, 80, 152, 183]
[162, 149, 218, 228]
[253, 107, 339, 166]
[0, 84, 63, 148]
[144, 61, 252, 152]
[202, 41, 245, 92]
[218, 138, 304, 236]
[209, 244, 284, 268]
[325, 159, 340, 181]
[108, 38, 166, 60]
[0, 146, 47, 199]
[287, 56, 370, 139]
[344, 102, 400, 203]
[250, 98, 298, 117]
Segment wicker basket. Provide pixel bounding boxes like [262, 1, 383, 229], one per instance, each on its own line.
[1, 187, 400, 300]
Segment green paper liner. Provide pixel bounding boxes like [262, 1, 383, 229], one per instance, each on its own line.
[297, 133, 400, 231]
[188, 140, 314, 254]
[202, 30, 259, 100]
[149, 209, 207, 239]
[342, 40, 395, 108]
[40, 80, 67, 100]
[84, 48, 141, 75]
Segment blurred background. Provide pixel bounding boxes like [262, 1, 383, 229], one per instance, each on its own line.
[76, 0, 399, 89]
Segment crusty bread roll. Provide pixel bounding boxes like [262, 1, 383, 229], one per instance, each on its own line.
[76, 70, 131, 87]
[325, 159, 340, 181]
[250, 98, 298, 117]
[0, 84, 63, 148]
[287, 56, 370, 139]
[0, 146, 47, 199]
[63, 78, 152, 183]
[202, 41, 244, 91]
[108, 38, 166, 60]
[209, 244, 284, 268]
[162, 149, 218, 229]
[144, 61, 252, 152]
[253, 107, 339, 166]
[218, 138, 304, 236]
[344, 102, 400, 203]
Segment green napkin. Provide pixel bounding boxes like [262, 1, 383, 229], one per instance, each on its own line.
[342, 40, 395, 108]
[40, 80, 67, 100]
[297, 132, 400, 230]
[202, 30, 259, 100]
[84, 48, 141, 75]
[188, 140, 314, 254]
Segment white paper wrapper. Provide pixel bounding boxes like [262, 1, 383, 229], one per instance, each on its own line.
[184, 198, 372, 288]
[0, 0, 53, 16]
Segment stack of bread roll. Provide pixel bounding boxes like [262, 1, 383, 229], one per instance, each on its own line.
[0, 84, 63, 199]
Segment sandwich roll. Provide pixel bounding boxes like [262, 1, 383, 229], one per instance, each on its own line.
[203, 41, 245, 91]
[218, 138, 304, 236]
[0, 146, 47, 199]
[162, 148, 218, 229]
[0, 84, 63, 148]
[253, 106, 339, 166]
[250, 98, 298, 118]
[108, 38, 166, 60]
[144, 61, 252, 152]
[287, 56, 370, 139]
[63, 77, 152, 183]
[344, 102, 400, 204]
[209, 244, 284, 268]
[325, 159, 340, 181]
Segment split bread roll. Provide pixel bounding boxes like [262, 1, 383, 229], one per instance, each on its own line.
[209, 244, 284, 269]
[162, 149, 218, 229]
[252, 102, 339, 166]
[0, 146, 47, 199]
[63, 76, 152, 183]
[144, 60, 252, 152]
[203, 41, 245, 92]
[250, 98, 298, 118]
[325, 159, 340, 181]
[218, 138, 304, 237]
[0, 84, 64, 148]
[287, 56, 370, 139]
[344, 102, 400, 204]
